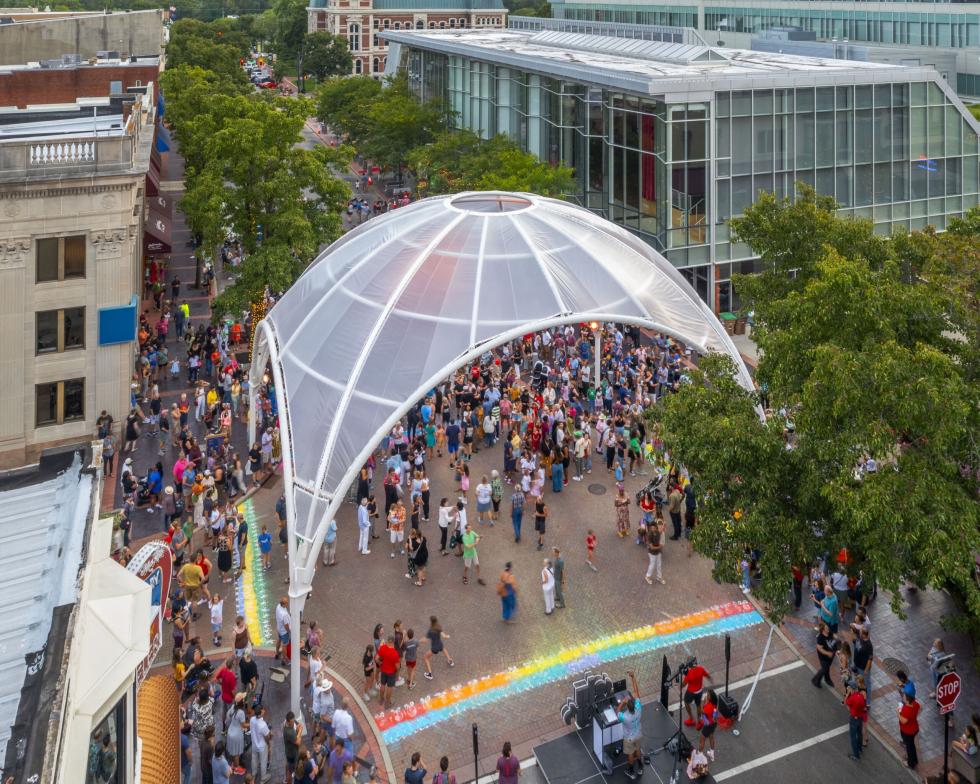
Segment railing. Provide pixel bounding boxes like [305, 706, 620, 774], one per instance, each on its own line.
[0, 134, 137, 180]
[28, 140, 96, 165]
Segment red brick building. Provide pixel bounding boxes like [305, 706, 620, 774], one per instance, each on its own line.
[307, 0, 506, 76]
[0, 58, 160, 109]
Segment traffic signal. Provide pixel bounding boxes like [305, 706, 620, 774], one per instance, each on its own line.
[240, 58, 245, 65]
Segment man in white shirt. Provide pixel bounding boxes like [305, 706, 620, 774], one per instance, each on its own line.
[542, 559, 556, 615]
[332, 699, 355, 752]
[357, 498, 372, 555]
[275, 596, 291, 662]
[250, 705, 272, 782]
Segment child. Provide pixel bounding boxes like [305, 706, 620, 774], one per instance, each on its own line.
[172, 650, 186, 693]
[169, 356, 181, 380]
[258, 525, 272, 570]
[740, 548, 751, 594]
[209, 592, 223, 646]
[362, 644, 376, 701]
[403, 628, 419, 690]
[586, 529, 598, 571]
[435, 424, 446, 457]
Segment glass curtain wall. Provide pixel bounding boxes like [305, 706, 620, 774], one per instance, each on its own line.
[713, 81, 980, 263]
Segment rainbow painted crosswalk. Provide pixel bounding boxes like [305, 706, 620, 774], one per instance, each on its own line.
[235, 499, 271, 646]
[376, 601, 763, 745]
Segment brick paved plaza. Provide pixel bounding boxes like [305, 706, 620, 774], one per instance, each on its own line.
[248, 440, 797, 779]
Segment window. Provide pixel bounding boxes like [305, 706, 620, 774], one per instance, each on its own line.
[354, 58, 363, 74]
[35, 379, 85, 427]
[415, 19, 423, 29]
[36, 235, 86, 282]
[36, 307, 85, 354]
[348, 22, 360, 51]
[109, 80, 122, 93]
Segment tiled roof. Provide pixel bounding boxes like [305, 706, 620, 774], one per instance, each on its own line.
[136, 675, 180, 784]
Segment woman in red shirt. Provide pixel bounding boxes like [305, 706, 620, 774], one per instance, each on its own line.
[898, 691, 920, 770]
[698, 689, 718, 760]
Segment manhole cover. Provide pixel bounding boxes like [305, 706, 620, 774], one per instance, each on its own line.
[880, 657, 909, 677]
[588, 484, 607, 495]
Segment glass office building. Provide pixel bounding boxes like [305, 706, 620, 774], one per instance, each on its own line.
[548, 0, 980, 97]
[385, 28, 980, 310]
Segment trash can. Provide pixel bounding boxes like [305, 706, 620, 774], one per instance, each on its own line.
[720, 312, 737, 335]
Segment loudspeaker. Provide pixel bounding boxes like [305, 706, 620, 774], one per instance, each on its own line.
[717, 694, 739, 720]
[472, 724, 479, 757]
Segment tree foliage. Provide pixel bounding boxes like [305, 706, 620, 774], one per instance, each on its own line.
[271, 0, 308, 61]
[162, 22, 352, 320]
[652, 191, 980, 630]
[302, 32, 353, 81]
[408, 129, 574, 197]
[166, 18, 252, 84]
[315, 75, 383, 143]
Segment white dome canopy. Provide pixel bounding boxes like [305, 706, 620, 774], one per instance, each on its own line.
[252, 192, 754, 545]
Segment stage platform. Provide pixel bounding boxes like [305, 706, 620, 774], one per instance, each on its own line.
[533, 699, 713, 784]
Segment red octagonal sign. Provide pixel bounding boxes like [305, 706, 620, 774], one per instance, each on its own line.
[936, 672, 962, 715]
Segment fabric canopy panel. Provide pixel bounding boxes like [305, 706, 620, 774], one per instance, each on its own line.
[258, 192, 754, 542]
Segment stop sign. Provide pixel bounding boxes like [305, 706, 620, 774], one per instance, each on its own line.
[936, 671, 962, 714]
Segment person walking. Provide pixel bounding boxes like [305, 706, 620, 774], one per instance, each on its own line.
[614, 488, 630, 538]
[645, 515, 665, 585]
[422, 616, 454, 679]
[844, 680, 868, 761]
[811, 621, 838, 689]
[586, 529, 598, 571]
[541, 559, 556, 615]
[475, 476, 493, 525]
[898, 690, 920, 770]
[250, 705, 272, 783]
[551, 547, 566, 609]
[496, 742, 520, 784]
[510, 485, 525, 543]
[533, 497, 548, 551]
[666, 483, 684, 540]
[282, 712, 303, 780]
[461, 524, 485, 585]
[437, 497, 453, 555]
[498, 562, 517, 623]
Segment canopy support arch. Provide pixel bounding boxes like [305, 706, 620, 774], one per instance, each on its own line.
[244, 191, 760, 716]
[256, 312, 756, 715]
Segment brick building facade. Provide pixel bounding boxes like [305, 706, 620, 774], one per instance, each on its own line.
[307, 0, 506, 76]
[0, 60, 160, 110]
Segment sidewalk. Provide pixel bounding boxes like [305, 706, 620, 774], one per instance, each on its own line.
[780, 583, 979, 780]
[103, 146, 252, 541]
[152, 652, 392, 783]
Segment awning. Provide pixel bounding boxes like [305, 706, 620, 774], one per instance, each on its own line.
[145, 159, 160, 197]
[144, 210, 172, 254]
[72, 558, 150, 711]
[155, 124, 171, 154]
[147, 193, 172, 218]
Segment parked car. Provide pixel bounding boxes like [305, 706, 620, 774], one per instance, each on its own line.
[258, 79, 278, 89]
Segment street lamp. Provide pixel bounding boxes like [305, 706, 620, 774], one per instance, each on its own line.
[589, 321, 600, 399]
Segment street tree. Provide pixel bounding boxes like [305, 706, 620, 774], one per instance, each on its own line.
[302, 32, 353, 81]
[315, 75, 382, 143]
[408, 129, 574, 197]
[357, 74, 448, 171]
[652, 193, 980, 628]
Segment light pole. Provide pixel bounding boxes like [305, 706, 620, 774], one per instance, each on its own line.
[589, 321, 600, 403]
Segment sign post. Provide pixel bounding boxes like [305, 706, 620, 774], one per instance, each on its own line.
[936, 671, 962, 783]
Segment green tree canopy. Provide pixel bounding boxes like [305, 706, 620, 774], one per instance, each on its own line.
[408, 129, 574, 197]
[315, 75, 383, 143]
[272, 0, 308, 61]
[651, 192, 980, 630]
[302, 32, 353, 81]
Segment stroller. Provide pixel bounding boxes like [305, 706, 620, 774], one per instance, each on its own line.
[634, 472, 667, 507]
